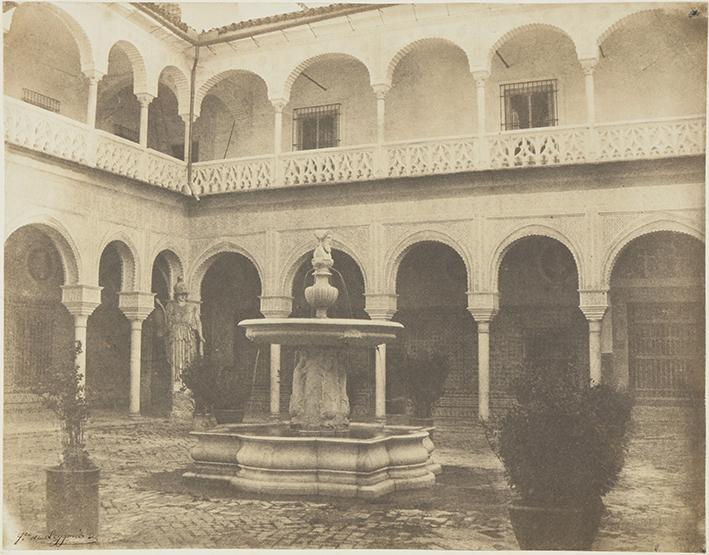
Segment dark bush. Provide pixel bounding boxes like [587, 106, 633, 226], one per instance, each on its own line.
[486, 368, 632, 506]
[181, 358, 248, 413]
[400, 352, 450, 418]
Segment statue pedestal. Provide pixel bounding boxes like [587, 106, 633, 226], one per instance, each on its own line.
[171, 387, 194, 424]
[289, 346, 349, 432]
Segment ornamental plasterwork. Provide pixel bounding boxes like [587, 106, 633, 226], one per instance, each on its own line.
[481, 214, 588, 290]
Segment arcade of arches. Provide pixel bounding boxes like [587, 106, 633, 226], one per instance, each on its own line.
[3, 227, 705, 418]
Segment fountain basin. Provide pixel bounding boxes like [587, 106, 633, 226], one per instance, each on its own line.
[184, 422, 441, 498]
[238, 318, 403, 347]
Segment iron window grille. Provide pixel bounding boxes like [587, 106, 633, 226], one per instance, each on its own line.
[500, 79, 558, 131]
[293, 103, 341, 150]
[22, 88, 60, 113]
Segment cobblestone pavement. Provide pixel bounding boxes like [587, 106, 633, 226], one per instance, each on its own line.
[3, 406, 705, 551]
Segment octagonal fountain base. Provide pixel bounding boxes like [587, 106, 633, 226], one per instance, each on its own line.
[183, 422, 441, 498]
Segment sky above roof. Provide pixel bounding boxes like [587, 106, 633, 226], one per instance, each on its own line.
[180, 2, 308, 31]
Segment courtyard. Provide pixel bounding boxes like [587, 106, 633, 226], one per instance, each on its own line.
[3, 405, 704, 551]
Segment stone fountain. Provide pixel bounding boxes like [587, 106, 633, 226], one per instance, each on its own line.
[184, 231, 440, 498]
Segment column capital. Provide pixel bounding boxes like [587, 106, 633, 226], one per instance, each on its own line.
[270, 98, 288, 113]
[579, 288, 608, 321]
[118, 291, 156, 321]
[471, 69, 490, 87]
[179, 112, 191, 124]
[61, 285, 102, 317]
[371, 83, 391, 99]
[136, 92, 155, 107]
[259, 295, 293, 318]
[579, 57, 599, 76]
[364, 293, 397, 321]
[467, 291, 499, 322]
[83, 68, 105, 83]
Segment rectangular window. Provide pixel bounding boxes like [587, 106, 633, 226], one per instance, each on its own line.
[22, 88, 60, 113]
[293, 104, 340, 150]
[500, 79, 558, 131]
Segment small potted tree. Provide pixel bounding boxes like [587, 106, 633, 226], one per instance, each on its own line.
[484, 368, 632, 550]
[401, 351, 450, 427]
[33, 343, 99, 543]
[211, 366, 248, 424]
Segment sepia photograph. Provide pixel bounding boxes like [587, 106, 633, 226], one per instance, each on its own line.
[2, 0, 706, 551]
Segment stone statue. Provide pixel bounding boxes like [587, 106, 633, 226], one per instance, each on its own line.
[163, 277, 204, 389]
[312, 229, 334, 269]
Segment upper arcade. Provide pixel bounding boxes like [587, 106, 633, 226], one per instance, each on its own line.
[4, 2, 707, 195]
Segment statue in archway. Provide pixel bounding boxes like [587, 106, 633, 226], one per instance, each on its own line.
[161, 277, 204, 389]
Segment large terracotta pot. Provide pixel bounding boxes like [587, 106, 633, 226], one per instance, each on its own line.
[46, 466, 99, 543]
[509, 497, 604, 550]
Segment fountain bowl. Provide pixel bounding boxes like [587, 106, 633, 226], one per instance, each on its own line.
[184, 422, 441, 498]
[238, 317, 403, 347]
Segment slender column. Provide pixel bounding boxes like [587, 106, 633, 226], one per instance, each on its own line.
[84, 70, 104, 128]
[365, 293, 398, 423]
[374, 343, 387, 419]
[260, 297, 293, 419]
[128, 320, 143, 415]
[73, 314, 90, 385]
[271, 99, 287, 186]
[371, 84, 390, 177]
[136, 93, 155, 148]
[270, 344, 281, 417]
[580, 58, 598, 125]
[477, 321, 492, 420]
[61, 285, 102, 389]
[588, 320, 602, 385]
[468, 293, 499, 422]
[580, 289, 609, 386]
[472, 70, 490, 167]
[119, 291, 156, 416]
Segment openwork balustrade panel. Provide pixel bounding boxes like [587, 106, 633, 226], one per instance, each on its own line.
[96, 134, 144, 180]
[145, 152, 188, 192]
[4, 98, 89, 164]
[596, 117, 706, 162]
[192, 157, 273, 194]
[282, 147, 376, 186]
[386, 137, 479, 177]
[488, 127, 588, 169]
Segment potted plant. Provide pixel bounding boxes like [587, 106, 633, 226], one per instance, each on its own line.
[484, 368, 632, 550]
[400, 351, 450, 427]
[181, 359, 248, 425]
[32, 343, 99, 544]
[211, 367, 248, 424]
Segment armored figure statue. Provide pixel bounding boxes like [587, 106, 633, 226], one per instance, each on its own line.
[163, 277, 204, 388]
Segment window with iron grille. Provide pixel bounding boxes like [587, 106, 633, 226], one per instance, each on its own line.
[500, 79, 558, 131]
[22, 88, 60, 113]
[293, 104, 340, 150]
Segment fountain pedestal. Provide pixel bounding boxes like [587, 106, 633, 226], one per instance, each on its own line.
[289, 346, 349, 431]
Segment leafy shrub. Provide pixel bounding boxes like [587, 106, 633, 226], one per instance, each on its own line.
[181, 358, 248, 413]
[400, 352, 450, 418]
[33, 343, 94, 470]
[486, 368, 632, 505]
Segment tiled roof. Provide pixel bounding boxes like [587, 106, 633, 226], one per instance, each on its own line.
[138, 2, 193, 33]
[137, 3, 386, 44]
[206, 4, 367, 35]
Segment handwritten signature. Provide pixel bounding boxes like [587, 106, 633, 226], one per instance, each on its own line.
[14, 530, 97, 547]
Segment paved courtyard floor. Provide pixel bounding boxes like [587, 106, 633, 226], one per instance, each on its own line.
[3, 406, 705, 551]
